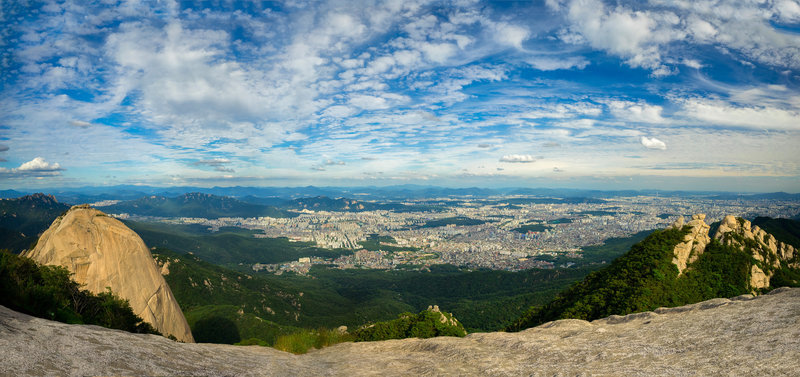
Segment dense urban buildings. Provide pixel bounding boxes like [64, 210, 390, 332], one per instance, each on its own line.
[111, 195, 800, 273]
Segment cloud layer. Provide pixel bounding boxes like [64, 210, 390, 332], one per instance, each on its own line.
[1, 0, 799, 191]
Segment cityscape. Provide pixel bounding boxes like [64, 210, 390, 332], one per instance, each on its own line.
[108, 195, 800, 273]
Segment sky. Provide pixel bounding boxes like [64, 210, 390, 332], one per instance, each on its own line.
[1, 0, 799, 192]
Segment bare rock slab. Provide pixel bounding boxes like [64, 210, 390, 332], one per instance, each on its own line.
[2, 288, 799, 376]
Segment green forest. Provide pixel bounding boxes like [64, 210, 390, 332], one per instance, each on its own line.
[0, 251, 158, 335]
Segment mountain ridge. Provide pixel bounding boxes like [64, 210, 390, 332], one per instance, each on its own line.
[97, 192, 294, 219]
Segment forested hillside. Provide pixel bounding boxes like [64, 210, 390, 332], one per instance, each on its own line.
[98, 192, 293, 219]
[0, 251, 157, 335]
[0, 194, 69, 253]
[153, 245, 594, 336]
[127, 221, 351, 265]
[509, 219, 800, 331]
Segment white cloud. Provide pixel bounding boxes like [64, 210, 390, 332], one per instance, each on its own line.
[500, 154, 536, 163]
[525, 56, 589, 71]
[69, 120, 92, 128]
[774, 0, 800, 22]
[322, 105, 357, 118]
[492, 22, 530, 49]
[0, 157, 64, 178]
[349, 94, 390, 110]
[549, 0, 800, 73]
[606, 100, 666, 123]
[3, 1, 799, 189]
[687, 17, 717, 43]
[107, 22, 287, 131]
[18, 157, 62, 171]
[681, 99, 800, 130]
[420, 42, 458, 63]
[553, 0, 672, 73]
[640, 136, 667, 150]
[520, 102, 602, 119]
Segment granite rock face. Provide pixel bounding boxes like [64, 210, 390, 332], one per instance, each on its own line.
[669, 214, 710, 274]
[1, 288, 798, 376]
[22, 205, 194, 342]
[669, 214, 797, 290]
[714, 215, 798, 289]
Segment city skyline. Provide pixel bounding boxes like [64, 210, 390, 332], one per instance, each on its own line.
[1, 0, 799, 192]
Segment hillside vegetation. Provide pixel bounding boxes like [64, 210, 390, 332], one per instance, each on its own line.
[152, 246, 595, 336]
[0, 251, 158, 335]
[129, 221, 351, 265]
[509, 220, 800, 331]
[752, 217, 800, 249]
[353, 306, 467, 342]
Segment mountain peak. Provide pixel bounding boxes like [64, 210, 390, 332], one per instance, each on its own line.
[669, 214, 711, 274]
[714, 215, 798, 289]
[669, 214, 797, 290]
[17, 193, 59, 206]
[22, 206, 194, 342]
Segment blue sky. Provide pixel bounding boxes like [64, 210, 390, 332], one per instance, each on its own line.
[1, 0, 799, 192]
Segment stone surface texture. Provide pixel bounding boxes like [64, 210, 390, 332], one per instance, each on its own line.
[2, 288, 799, 376]
[22, 205, 194, 342]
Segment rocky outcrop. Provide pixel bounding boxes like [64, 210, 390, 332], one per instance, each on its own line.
[714, 215, 797, 289]
[1, 288, 798, 376]
[22, 205, 194, 342]
[669, 214, 710, 274]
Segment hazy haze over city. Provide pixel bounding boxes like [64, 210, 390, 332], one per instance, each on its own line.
[1, 0, 799, 191]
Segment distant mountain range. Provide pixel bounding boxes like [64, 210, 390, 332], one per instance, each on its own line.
[0, 193, 70, 252]
[96, 192, 294, 219]
[4, 185, 799, 203]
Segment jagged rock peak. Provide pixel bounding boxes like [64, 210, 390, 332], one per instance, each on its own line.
[714, 215, 797, 290]
[671, 213, 710, 274]
[669, 216, 685, 229]
[23, 205, 194, 342]
[16, 192, 59, 205]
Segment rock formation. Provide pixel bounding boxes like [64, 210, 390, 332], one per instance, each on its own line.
[669, 214, 797, 290]
[22, 205, 194, 342]
[668, 214, 710, 274]
[1, 288, 798, 376]
[714, 215, 797, 289]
